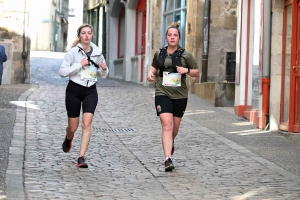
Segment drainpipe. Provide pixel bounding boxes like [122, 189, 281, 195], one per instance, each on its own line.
[201, 0, 210, 83]
[261, 0, 271, 129]
[144, 0, 151, 86]
[22, 0, 28, 83]
[106, 1, 110, 68]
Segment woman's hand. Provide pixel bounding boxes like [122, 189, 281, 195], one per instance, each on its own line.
[99, 62, 107, 70]
[147, 71, 155, 82]
[80, 58, 89, 67]
[176, 66, 188, 74]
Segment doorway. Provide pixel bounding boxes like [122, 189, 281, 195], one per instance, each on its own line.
[136, 0, 146, 82]
[279, 0, 300, 132]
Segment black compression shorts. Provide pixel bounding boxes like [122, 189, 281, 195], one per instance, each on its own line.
[154, 95, 187, 118]
[65, 81, 98, 118]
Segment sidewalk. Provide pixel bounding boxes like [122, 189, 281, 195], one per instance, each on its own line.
[4, 53, 300, 199]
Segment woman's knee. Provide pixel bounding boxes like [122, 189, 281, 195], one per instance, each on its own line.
[162, 122, 173, 132]
[67, 126, 77, 133]
[81, 121, 92, 130]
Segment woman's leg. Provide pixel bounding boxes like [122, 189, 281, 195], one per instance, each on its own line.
[159, 113, 174, 157]
[62, 117, 79, 153]
[170, 98, 187, 155]
[79, 112, 94, 157]
[172, 116, 182, 140]
[66, 117, 79, 138]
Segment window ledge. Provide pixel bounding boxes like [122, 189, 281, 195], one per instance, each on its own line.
[113, 58, 124, 64]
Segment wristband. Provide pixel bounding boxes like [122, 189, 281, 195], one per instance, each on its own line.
[187, 68, 190, 74]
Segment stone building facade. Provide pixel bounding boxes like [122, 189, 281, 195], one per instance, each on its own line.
[0, 0, 71, 84]
[234, 0, 300, 133]
[151, 0, 237, 84]
[0, 0, 31, 84]
[104, 0, 237, 90]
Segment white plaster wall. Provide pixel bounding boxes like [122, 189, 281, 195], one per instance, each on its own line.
[28, 0, 52, 51]
[67, 0, 83, 50]
[235, 0, 247, 105]
[108, 16, 119, 78]
[247, 0, 255, 106]
[269, 1, 284, 131]
[124, 8, 136, 82]
[251, 0, 262, 111]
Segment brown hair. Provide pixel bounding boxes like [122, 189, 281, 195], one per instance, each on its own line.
[71, 24, 94, 48]
[165, 22, 181, 38]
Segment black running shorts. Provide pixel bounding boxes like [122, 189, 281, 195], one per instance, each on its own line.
[155, 95, 187, 118]
[65, 81, 98, 118]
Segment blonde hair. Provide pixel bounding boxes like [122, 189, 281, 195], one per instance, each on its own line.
[71, 24, 94, 48]
[165, 22, 181, 38]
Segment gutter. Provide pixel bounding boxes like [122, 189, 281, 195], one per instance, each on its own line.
[144, 0, 151, 86]
[22, 0, 28, 83]
[260, 0, 271, 129]
[201, 0, 210, 83]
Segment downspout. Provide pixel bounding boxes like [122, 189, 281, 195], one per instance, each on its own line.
[261, 0, 271, 129]
[144, 0, 151, 86]
[201, 0, 210, 83]
[106, 1, 109, 69]
[22, 0, 28, 83]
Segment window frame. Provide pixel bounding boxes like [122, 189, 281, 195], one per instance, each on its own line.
[135, 0, 146, 55]
[162, 0, 186, 48]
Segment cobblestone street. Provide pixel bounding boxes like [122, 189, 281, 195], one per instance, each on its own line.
[4, 52, 300, 200]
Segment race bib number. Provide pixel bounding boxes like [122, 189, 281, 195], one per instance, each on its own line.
[81, 65, 97, 81]
[162, 72, 181, 87]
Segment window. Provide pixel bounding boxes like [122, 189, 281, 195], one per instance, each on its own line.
[163, 0, 186, 47]
[88, 8, 99, 45]
[118, 6, 125, 57]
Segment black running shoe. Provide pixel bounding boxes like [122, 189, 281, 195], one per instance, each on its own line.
[62, 134, 74, 153]
[76, 156, 88, 168]
[171, 142, 174, 155]
[165, 158, 175, 172]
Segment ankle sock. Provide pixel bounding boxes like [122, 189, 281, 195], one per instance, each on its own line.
[165, 156, 172, 161]
[66, 135, 72, 140]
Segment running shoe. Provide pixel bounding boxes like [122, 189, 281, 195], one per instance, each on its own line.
[62, 133, 74, 153]
[76, 156, 88, 168]
[165, 158, 175, 172]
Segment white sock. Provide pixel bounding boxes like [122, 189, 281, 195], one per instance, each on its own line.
[165, 156, 172, 161]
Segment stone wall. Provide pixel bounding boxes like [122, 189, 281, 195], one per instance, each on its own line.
[150, 0, 163, 56]
[150, 0, 237, 89]
[208, 0, 237, 82]
[0, 0, 30, 84]
[185, 1, 203, 93]
[194, 82, 235, 107]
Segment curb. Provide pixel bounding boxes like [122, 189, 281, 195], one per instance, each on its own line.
[5, 84, 38, 200]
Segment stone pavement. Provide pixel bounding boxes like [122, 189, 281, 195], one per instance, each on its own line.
[4, 52, 300, 200]
[0, 84, 31, 198]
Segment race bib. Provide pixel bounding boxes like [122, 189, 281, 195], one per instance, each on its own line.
[81, 65, 97, 81]
[162, 72, 181, 87]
